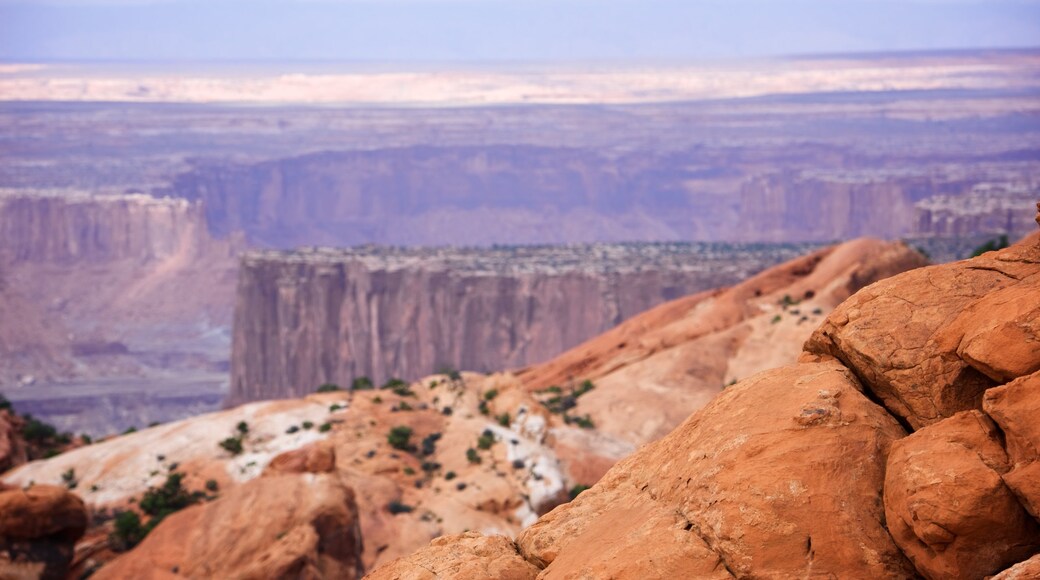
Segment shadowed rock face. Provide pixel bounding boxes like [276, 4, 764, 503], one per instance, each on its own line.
[370, 213, 1040, 579]
[0, 484, 88, 580]
[228, 244, 811, 404]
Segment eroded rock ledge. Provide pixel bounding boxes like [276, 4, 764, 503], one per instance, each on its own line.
[369, 211, 1040, 580]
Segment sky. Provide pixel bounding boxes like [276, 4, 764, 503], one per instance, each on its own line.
[1, 0, 1039, 62]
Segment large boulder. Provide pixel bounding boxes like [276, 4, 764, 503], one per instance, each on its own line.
[883, 410, 1040, 579]
[366, 532, 539, 580]
[512, 360, 914, 578]
[94, 474, 363, 580]
[805, 234, 1040, 429]
[0, 484, 88, 580]
[984, 370, 1040, 518]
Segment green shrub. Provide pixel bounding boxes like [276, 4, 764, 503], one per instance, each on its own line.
[351, 376, 374, 391]
[496, 413, 511, 427]
[476, 432, 495, 450]
[421, 433, 442, 456]
[466, 448, 481, 464]
[302, 421, 314, 430]
[478, 400, 489, 416]
[109, 511, 147, 552]
[444, 471, 457, 481]
[319, 422, 332, 433]
[483, 389, 498, 401]
[387, 501, 414, 515]
[316, 383, 341, 393]
[205, 479, 219, 492]
[236, 421, 249, 435]
[140, 473, 199, 520]
[219, 437, 243, 455]
[61, 468, 78, 489]
[387, 426, 413, 451]
[971, 234, 1009, 257]
[568, 485, 590, 500]
[329, 404, 343, 412]
[22, 418, 58, 442]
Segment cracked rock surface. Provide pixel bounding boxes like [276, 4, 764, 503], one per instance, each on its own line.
[368, 216, 1040, 579]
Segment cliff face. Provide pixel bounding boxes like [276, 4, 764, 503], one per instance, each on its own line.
[169, 145, 1029, 247]
[229, 248, 755, 404]
[0, 194, 206, 264]
[0, 193, 239, 407]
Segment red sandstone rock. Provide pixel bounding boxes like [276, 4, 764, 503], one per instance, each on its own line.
[263, 441, 337, 475]
[366, 532, 539, 580]
[805, 233, 1040, 429]
[984, 370, 1040, 518]
[514, 360, 914, 578]
[993, 553, 1040, 579]
[93, 474, 363, 580]
[884, 410, 1040, 579]
[0, 484, 88, 580]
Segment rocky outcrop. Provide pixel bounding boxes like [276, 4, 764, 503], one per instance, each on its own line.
[0, 484, 88, 580]
[804, 230, 1039, 429]
[884, 411, 1039, 579]
[0, 410, 28, 473]
[373, 214, 1040, 579]
[517, 238, 926, 451]
[365, 532, 539, 580]
[228, 244, 804, 403]
[94, 474, 364, 580]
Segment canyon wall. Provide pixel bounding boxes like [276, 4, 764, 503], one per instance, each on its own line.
[170, 145, 1033, 248]
[228, 245, 799, 404]
[0, 194, 208, 264]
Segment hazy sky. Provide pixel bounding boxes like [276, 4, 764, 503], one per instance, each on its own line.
[1, 0, 1039, 62]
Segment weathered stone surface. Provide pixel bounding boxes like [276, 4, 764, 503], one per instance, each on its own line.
[984, 370, 1040, 518]
[993, 553, 1040, 579]
[366, 532, 538, 580]
[517, 360, 913, 578]
[884, 410, 1040, 580]
[805, 234, 1040, 429]
[0, 484, 88, 580]
[0, 410, 28, 474]
[93, 474, 363, 580]
[263, 441, 336, 476]
[518, 238, 925, 449]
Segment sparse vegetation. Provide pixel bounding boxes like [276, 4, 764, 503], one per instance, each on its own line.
[971, 234, 1009, 257]
[302, 420, 314, 430]
[771, 314, 783, 324]
[444, 471, 457, 480]
[496, 413, 511, 427]
[319, 422, 332, 433]
[421, 432, 442, 456]
[329, 403, 343, 412]
[387, 426, 414, 451]
[483, 389, 499, 401]
[466, 448, 481, 464]
[387, 500, 414, 515]
[351, 376, 374, 391]
[316, 383, 342, 393]
[569, 485, 590, 500]
[61, 468, 78, 489]
[139, 473, 202, 522]
[110, 511, 147, 552]
[236, 421, 249, 435]
[205, 479, 219, 492]
[477, 429, 495, 450]
[219, 436, 244, 455]
[565, 414, 595, 429]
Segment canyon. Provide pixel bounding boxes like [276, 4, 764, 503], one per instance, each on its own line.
[2, 206, 1035, 580]
[1, 50, 1037, 434]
